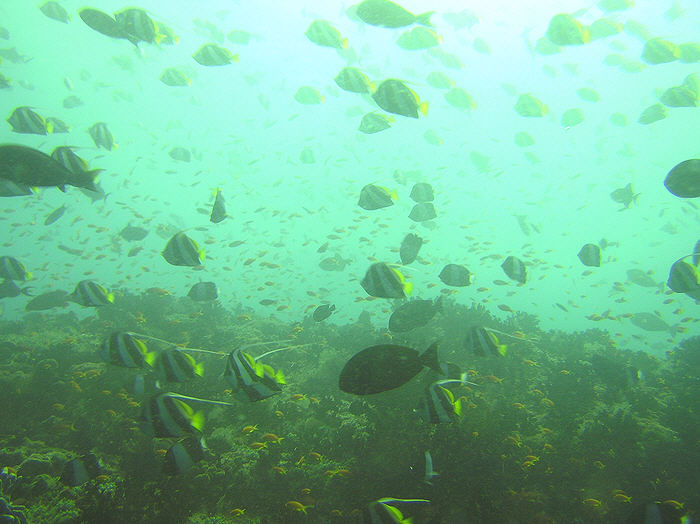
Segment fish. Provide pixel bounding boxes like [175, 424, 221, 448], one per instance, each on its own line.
[514, 94, 547, 117]
[227, 30, 252, 44]
[7, 106, 50, 134]
[423, 451, 439, 485]
[361, 498, 430, 523]
[626, 269, 662, 289]
[162, 232, 205, 267]
[79, 8, 139, 45]
[163, 436, 206, 476]
[139, 392, 231, 438]
[0, 279, 32, 299]
[388, 297, 441, 332]
[444, 87, 476, 111]
[188, 281, 218, 301]
[119, 225, 149, 241]
[160, 68, 191, 87]
[400, 233, 423, 265]
[501, 256, 527, 284]
[361, 262, 412, 298]
[358, 184, 396, 210]
[610, 183, 640, 209]
[638, 103, 668, 125]
[578, 243, 601, 267]
[319, 255, 351, 271]
[305, 20, 348, 49]
[338, 342, 440, 395]
[169, 147, 191, 162]
[312, 304, 336, 322]
[0, 256, 32, 281]
[88, 122, 117, 150]
[625, 501, 689, 524]
[0, 47, 30, 64]
[358, 112, 393, 134]
[24, 290, 69, 311]
[439, 264, 471, 287]
[43, 205, 67, 226]
[294, 86, 323, 104]
[155, 347, 204, 383]
[466, 326, 506, 357]
[60, 454, 101, 487]
[546, 14, 590, 46]
[210, 188, 227, 223]
[99, 332, 155, 368]
[45, 117, 70, 133]
[132, 373, 161, 396]
[426, 71, 454, 89]
[334, 67, 374, 94]
[372, 79, 428, 118]
[193, 44, 237, 66]
[224, 348, 286, 402]
[69, 279, 114, 307]
[667, 257, 700, 294]
[659, 86, 697, 108]
[397, 26, 441, 50]
[410, 183, 434, 202]
[408, 202, 436, 222]
[629, 312, 676, 334]
[356, 0, 433, 28]
[114, 8, 160, 45]
[561, 108, 584, 127]
[40, 2, 70, 23]
[664, 159, 700, 198]
[0, 180, 33, 197]
[642, 38, 680, 65]
[63, 95, 84, 108]
[416, 380, 463, 424]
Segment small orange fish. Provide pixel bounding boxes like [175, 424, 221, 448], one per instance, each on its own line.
[285, 501, 309, 514]
[242, 424, 258, 434]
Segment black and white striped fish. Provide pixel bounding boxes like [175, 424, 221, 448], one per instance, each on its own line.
[224, 348, 285, 402]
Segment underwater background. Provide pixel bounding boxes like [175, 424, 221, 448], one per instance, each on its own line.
[0, 0, 699, 522]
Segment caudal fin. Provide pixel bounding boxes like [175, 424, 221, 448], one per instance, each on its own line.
[75, 168, 102, 193]
[415, 12, 434, 26]
[419, 342, 441, 373]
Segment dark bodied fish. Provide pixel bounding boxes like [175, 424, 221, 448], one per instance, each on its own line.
[358, 112, 393, 134]
[313, 303, 336, 321]
[578, 243, 601, 267]
[114, 8, 160, 45]
[139, 392, 231, 438]
[224, 348, 286, 402]
[0, 144, 100, 192]
[0, 256, 32, 281]
[60, 453, 101, 487]
[0, 279, 32, 299]
[0, 180, 33, 197]
[25, 290, 69, 311]
[188, 281, 217, 301]
[466, 326, 506, 357]
[210, 188, 227, 223]
[388, 297, 441, 332]
[664, 159, 700, 198]
[360, 498, 430, 523]
[155, 347, 204, 383]
[43, 204, 67, 225]
[40, 2, 70, 23]
[88, 122, 117, 150]
[408, 202, 436, 222]
[372, 79, 428, 118]
[400, 233, 422, 264]
[7, 106, 50, 135]
[119, 225, 149, 241]
[416, 380, 463, 424]
[610, 183, 640, 210]
[410, 182, 434, 202]
[501, 255, 527, 284]
[356, 0, 433, 28]
[79, 8, 139, 45]
[358, 183, 396, 210]
[163, 436, 206, 476]
[319, 255, 351, 271]
[193, 44, 237, 66]
[339, 342, 441, 395]
[439, 264, 471, 286]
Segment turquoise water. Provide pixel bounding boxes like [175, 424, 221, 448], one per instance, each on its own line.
[0, 1, 699, 522]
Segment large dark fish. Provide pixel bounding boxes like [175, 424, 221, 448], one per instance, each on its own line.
[25, 290, 69, 311]
[0, 144, 99, 192]
[339, 342, 440, 395]
[388, 298, 441, 332]
[79, 8, 139, 45]
[664, 159, 700, 198]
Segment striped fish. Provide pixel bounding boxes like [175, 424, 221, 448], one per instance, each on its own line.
[155, 347, 204, 383]
[139, 392, 231, 438]
[51, 146, 89, 173]
[467, 326, 506, 357]
[99, 332, 155, 368]
[360, 262, 411, 298]
[305, 20, 348, 49]
[667, 254, 700, 294]
[0, 179, 33, 197]
[7, 106, 50, 134]
[162, 232, 204, 267]
[372, 79, 428, 118]
[88, 122, 117, 150]
[192, 44, 237, 66]
[114, 8, 159, 44]
[0, 256, 32, 281]
[417, 380, 464, 424]
[70, 279, 114, 307]
[224, 348, 285, 402]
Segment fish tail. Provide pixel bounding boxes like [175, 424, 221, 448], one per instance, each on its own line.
[419, 342, 441, 373]
[419, 101, 429, 116]
[415, 11, 434, 26]
[76, 168, 102, 193]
